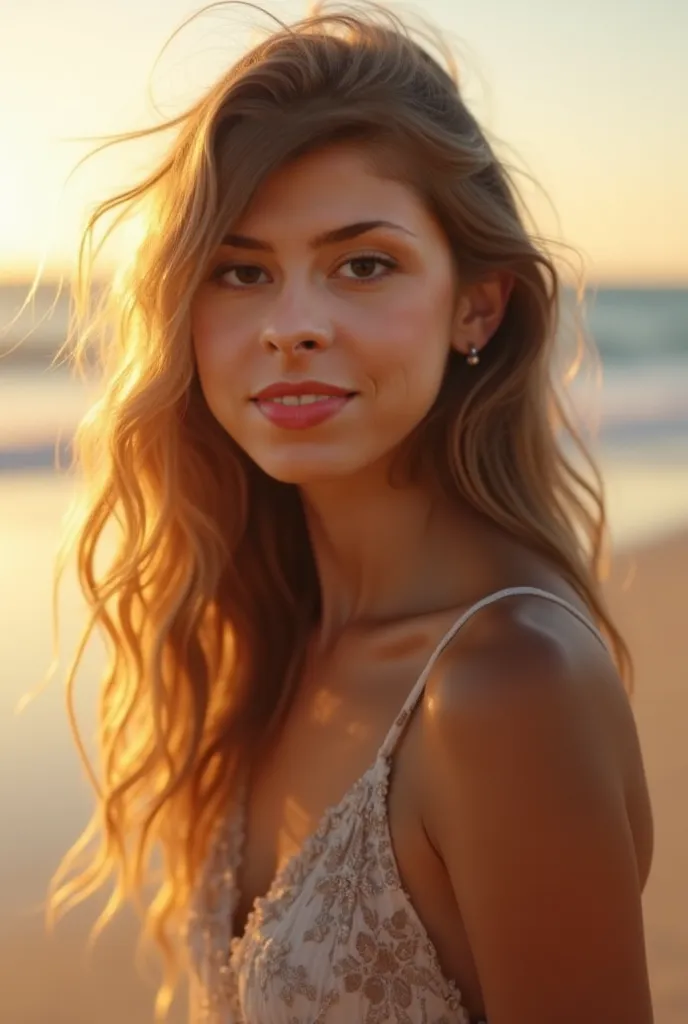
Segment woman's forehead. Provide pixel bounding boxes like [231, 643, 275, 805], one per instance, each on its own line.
[228, 143, 433, 243]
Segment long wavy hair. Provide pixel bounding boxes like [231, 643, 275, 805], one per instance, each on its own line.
[47, 1, 630, 1017]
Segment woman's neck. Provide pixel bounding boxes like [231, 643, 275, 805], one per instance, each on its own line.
[300, 463, 483, 644]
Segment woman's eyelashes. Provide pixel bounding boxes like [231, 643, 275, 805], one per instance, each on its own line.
[209, 253, 400, 289]
[336, 254, 399, 281]
[211, 263, 268, 287]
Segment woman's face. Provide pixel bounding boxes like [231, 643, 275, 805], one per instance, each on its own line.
[191, 142, 460, 485]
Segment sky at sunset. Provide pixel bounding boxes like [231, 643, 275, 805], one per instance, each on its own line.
[0, 0, 685, 284]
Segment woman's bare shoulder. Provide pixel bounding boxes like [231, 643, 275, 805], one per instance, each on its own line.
[419, 588, 641, 798]
[414, 594, 654, 1022]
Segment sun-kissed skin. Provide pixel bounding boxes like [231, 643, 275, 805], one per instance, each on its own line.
[190, 142, 655, 1024]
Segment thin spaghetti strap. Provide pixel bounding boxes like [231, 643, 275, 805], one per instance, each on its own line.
[378, 585, 609, 760]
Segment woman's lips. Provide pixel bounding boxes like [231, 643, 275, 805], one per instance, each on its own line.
[250, 380, 357, 430]
[253, 392, 354, 429]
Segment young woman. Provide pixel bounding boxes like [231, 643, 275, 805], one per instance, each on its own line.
[49, 5, 654, 1023]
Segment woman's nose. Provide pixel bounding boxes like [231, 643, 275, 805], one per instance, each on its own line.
[259, 315, 334, 356]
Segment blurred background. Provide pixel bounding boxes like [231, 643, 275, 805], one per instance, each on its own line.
[1, 1, 686, 1021]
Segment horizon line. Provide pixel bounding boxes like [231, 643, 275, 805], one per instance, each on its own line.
[1, 272, 687, 291]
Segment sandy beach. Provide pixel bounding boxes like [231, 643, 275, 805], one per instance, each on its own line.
[604, 530, 688, 1020]
[1, 483, 686, 1022]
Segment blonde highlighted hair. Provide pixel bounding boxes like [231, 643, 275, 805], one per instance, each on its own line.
[47, 2, 629, 1017]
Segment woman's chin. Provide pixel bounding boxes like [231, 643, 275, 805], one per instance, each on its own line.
[260, 464, 350, 486]
[251, 449, 366, 487]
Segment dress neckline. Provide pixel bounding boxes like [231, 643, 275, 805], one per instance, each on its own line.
[226, 585, 609, 951]
[229, 756, 384, 950]
[227, 750, 468, 1017]
[227, 593, 459, 946]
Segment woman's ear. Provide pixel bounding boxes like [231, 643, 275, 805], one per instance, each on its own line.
[451, 272, 514, 358]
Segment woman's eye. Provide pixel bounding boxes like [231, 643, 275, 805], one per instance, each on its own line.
[212, 264, 268, 287]
[210, 255, 397, 288]
[338, 256, 397, 281]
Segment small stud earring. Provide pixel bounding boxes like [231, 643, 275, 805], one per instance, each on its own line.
[466, 344, 480, 367]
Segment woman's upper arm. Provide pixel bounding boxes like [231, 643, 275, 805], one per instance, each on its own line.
[421, 616, 654, 1024]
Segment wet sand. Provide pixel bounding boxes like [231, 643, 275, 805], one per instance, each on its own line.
[2, 523, 687, 1023]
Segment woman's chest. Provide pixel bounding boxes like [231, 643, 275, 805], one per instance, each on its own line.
[189, 637, 488, 1024]
[232, 648, 429, 941]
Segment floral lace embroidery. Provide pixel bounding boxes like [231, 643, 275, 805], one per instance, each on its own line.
[187, 756, 471, 1024]
[332, 906, 458, 1024]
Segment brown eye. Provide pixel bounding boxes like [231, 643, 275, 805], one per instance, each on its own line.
[212, 264, 269, 287]
[338, 255, 398, 281]
[350, 258, 379, 278]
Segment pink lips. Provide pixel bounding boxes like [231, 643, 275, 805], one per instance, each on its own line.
[251, 380, 356, 430]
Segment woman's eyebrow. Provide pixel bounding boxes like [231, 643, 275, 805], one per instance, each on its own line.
[220, 219, 416, 252]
